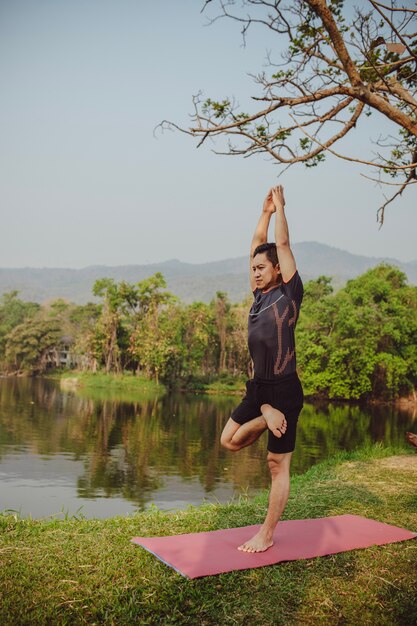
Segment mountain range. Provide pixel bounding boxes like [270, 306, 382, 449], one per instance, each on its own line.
[0, 242, 416, 305]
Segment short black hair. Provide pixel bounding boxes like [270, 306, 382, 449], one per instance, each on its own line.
[253, 242, 279, 267]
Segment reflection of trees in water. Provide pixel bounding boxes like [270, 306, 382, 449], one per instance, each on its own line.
[368, 403, 416, 440]
[0, 377, 88, 457]
[1, 378, 416, 511]
[128, 394, 270, 493]
[293, 402, 416, 474]
[75, 396, 166, 510]
[294, 404, 371, 473]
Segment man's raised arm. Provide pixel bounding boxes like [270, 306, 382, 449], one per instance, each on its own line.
[272, 185, 296, 284]
[249, 189, 276, 292]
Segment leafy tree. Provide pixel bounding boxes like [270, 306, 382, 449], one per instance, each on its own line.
[227, 298, 253, 377]
[297, 264, 417, 399]
[340, 264, 417, 399]
[296, 276, 337, 394]
[177, 301, 217, 380]
[212, 291, 231, 373]
[135, 273, 173, 316]
[131, 306, 181, 385]
[128, 273, 177, 383]
[0, 292, 40, 365]
[92, 278, 139, 373]
[5, 318, 61, 373]
[164, 0, 417, 222]
[69, 302, 101, 371]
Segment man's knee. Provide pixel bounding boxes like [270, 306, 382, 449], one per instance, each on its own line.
[220, 431, 238, 451]
[220, 436, 234, 451]
[267, 452, 291, 477]
[220, 418, 241, 451]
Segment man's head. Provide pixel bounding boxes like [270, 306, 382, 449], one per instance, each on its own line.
[252, 243, 281, 291]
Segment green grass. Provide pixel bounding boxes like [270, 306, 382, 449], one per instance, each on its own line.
[54, 370, 165, 396]
[182, 374, 246, 395]
[48, 370, 247, 397]
[194, 380, 245, 395]
[1, 444, 416, 625]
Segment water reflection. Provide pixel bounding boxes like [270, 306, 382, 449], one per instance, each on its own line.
[0, 378, 415, 518]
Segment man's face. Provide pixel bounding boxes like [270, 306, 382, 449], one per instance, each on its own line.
[252, 252, 280, 291]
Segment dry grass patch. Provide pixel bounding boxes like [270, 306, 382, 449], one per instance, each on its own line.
[335, 456, 417, 493]
[378, 455, 417, 471]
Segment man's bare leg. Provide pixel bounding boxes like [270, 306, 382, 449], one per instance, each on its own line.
[220, 416, 268, 451]
[221, 404, 288, 452]
[238, 451, 292, 553]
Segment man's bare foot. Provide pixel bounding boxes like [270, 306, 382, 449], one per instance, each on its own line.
[238, 529, 274, 553]
[260, 404, 287, 438]
[406, 432, 417, 449]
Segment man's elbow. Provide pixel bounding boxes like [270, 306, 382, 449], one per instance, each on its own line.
[276, 238, 290, 249]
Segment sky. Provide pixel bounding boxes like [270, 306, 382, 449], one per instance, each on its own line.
[1, 0, 416, 268]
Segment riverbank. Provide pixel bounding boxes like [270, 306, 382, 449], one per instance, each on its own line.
[54, 370, 164, 394]
[1, 444, 416, 625]
[54, 370, 247, 396]
[42, 370, 417, 403]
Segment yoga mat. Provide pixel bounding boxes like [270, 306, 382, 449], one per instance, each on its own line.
[132, 514, 416, 579]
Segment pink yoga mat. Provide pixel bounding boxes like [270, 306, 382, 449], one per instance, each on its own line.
[132, 514, 416, 578]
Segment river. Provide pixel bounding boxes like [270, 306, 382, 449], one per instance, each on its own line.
[0, 377, 415, 519]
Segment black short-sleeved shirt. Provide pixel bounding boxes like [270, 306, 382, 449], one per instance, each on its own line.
[248, 271, 303, 380]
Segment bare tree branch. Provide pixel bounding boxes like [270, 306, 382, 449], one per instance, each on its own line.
[377, 169, 417, 226]
[373, 2, 417, 13]
[165, 0, 417, 223]
[290, 112, 417, 171]
[369, 0, 417, 58]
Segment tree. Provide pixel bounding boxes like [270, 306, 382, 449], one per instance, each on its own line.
[92, 278, 139, 373]
[5, 318, 61, 373]
[297, 264, 417, 399]
[213, 291, 231, 372]
[0, 292, 40, 365]
[130, 306, 181, 385]
[69, 302, 101, 371]
[296, 276, 338, 395]
[338, 264, 417, 399]
[163, 0, 417, 222]
[178, 302, 217, 379]
[129, 273, 177, 383]
[135, 273, 173, 316]
[227, 298, 253, 377]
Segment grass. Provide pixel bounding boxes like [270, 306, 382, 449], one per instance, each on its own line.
[191, 380, 245, 395]
[1, 444, 416, 625]
[179, 374, 246, 395]
[48, 369, 247, 397]
[54, 370, 165, 396]
[48, 370, 246, 398]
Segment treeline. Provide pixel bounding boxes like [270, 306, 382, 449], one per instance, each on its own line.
[0, 273, 251, 386]
[0, 264, 416, 401]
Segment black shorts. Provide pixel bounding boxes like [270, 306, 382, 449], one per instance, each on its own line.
[231, 372, 303, 454]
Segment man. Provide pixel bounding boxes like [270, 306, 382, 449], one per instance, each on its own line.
[220, 185, 304, 553]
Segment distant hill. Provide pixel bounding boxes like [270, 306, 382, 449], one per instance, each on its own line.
[0, 242, 416, 305]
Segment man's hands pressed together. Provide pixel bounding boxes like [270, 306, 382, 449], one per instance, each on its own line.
[272, 185, 285, 212]
[262, 188, 276, 214]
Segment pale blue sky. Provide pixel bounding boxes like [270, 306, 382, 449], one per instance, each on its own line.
[1, 0, 416, 268]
